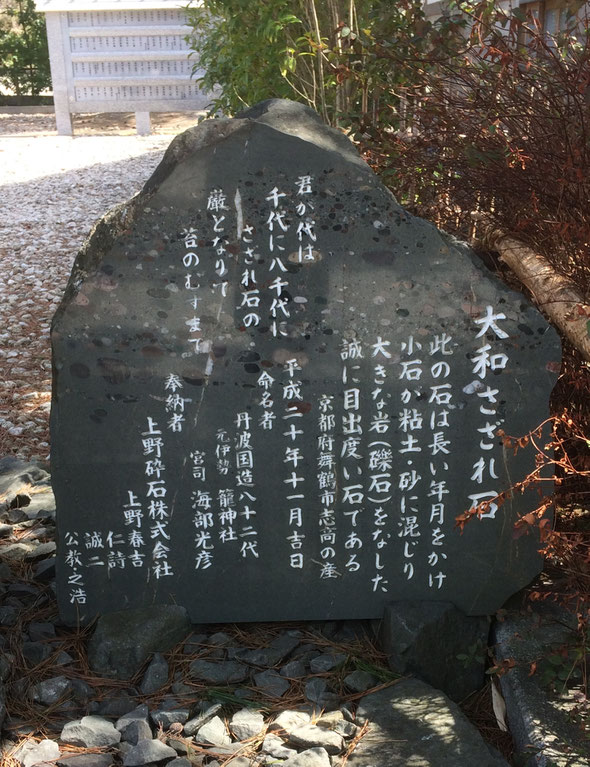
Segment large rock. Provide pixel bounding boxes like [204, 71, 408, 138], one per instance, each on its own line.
[494, 604, 589, 767]
[31, 675, 71, 705]
[151, 707, 189, 730]
[343, 669, 378, 693]
[139, 652, 169, 694]
[116, 704, 150, 732]
[51, 98, 560, 624]
[253, 669, 290, 698]
[57, 756, 114, 767]
[270, 710, 311, 734]
[22, 641, 52, 667]
[183, 703, 223, 736]
[230, 708, 265, 741]
[304, 678, 338, 708]
[13, 739, 60, 767]
[237, 633, 301, 667]
[347, 678, 509, 766]
[188, 659, 249, 685]
[195, 715, 231, 747]
[287, 724, 344, 755]
[263, 734, 298, 759]
[61, 715, 121, 748]
[282, 748, 332, 767]
[122, 739, 178, 766]
[309, 653, 346, 673]
[28, 621, 56, 641]
[0, 457, 50, 501]
[119, 719, 153, 745]
[380, 601, 489, 701]
[87, 604, 190, 679]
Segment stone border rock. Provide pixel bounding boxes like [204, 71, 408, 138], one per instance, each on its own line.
[494, 604, 589, 766]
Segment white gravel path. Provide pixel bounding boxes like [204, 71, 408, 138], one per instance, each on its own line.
[0, 122, 174, 460]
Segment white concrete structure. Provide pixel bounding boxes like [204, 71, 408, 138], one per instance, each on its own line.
[35, 0, 210, 135]
[423, 0, 580, 34]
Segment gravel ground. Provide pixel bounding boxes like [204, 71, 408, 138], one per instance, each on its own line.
[0, 112, 204, 461]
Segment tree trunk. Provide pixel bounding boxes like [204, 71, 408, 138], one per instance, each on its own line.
[481, 229, 590, 363]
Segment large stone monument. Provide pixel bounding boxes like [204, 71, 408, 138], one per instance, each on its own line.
[51, 100, 561, 625]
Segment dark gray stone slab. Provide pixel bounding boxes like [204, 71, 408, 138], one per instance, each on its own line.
[0, 654, 10, 682]
[70, 678, 95, 705]
[95, 691, 138, 718]
[304, 678, 339, 709]
[51, 98, 560, 624]
[0, 606, 18, 626]
[151, 707, 190, 729]
[33, 557, 56, 582]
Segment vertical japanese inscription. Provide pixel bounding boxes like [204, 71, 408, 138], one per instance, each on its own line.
[54, 109, 558, 621]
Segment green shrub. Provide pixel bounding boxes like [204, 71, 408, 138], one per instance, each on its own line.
[185, 0, 308, 117]
[185, 0, 425, 125]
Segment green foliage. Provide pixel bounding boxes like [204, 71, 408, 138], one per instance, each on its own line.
[0, 0, 50, 96]
[184, 0, 308, 116]
[184, 0, 450, 125]
[352, 657, 399, 683]
[542, 650, 583, 687]
[456, 640, 487, 668]
[186, 0, 590, 300]
[206, 687, 269, 710]
[537, 641, 587, 693]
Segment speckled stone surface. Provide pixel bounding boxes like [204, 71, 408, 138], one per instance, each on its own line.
[350, 679, 509, 766]
[51, 99, 560, 625]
